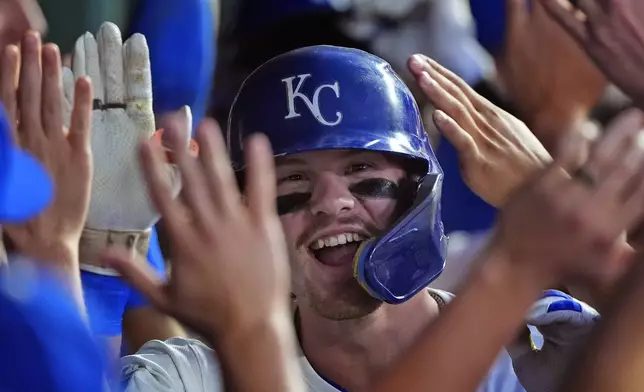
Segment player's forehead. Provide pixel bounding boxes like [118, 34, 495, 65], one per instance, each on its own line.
[275, 149, 396, 171]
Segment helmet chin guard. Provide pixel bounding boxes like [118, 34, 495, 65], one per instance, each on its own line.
[354, 174, 447, 304]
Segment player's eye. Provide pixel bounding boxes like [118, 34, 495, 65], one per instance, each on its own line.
[346, 163, 372, 174]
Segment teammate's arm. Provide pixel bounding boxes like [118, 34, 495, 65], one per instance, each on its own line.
[560, 253, 644, 392]
[372, 243, 545, 392]
[373, 112, 644, 392]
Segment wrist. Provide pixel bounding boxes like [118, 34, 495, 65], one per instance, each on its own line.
[211, 305, 292, 353]
[529, 106, 594, 151]
[482, 240, 556, 293]
[79, 228, 151, 275]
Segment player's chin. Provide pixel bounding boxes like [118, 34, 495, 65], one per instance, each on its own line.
[306, 277, 382, 319]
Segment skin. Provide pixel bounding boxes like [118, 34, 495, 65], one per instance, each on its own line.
[561, 254, 644, 392]
[276, 149, 440, 390]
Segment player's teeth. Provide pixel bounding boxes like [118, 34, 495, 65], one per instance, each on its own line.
[312, 233, 366, 250]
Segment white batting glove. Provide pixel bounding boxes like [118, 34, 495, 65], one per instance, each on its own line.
[507, 290, 600, 392]
[63, 22, 189, 232]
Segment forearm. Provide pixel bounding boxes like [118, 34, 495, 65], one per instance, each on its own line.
[212, 309, 304, 392]
[561, 255, 644, 392]
[373, 245, 548, 392]
[123, 307, 186, 354]
[28, 242, 87, 317]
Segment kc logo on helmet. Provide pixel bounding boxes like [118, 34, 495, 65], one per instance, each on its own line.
[282, 74, 342, 126]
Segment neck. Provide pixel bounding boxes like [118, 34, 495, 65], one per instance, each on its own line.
[298, 291, 439, 391]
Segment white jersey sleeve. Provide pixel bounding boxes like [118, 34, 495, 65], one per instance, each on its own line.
[121, 292, 526, 392]
[121, 337, 223, 392]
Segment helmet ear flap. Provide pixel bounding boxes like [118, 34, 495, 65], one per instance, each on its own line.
[392, 176, 422, 220]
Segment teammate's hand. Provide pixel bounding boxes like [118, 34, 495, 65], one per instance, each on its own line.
[408, 54, 552, 207]
[497, 0, 605, 145]
[508, 290, 599, 392]
[494, 115, 644, 288]
[0, 0, 46, 50]
[2, 32, 94, 270]
[102, 117, 291, 340]
[64, 22, 186, 232]
[540, 0, 644, 110]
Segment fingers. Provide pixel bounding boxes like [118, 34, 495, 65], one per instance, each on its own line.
[172, 106, 192, 151]
[538, 0, 589, 43]
[196, 119, 243, 214]
[576, 0, 605, 22]
[101, 247, 170, 313]
[97, 22, 125, 104]
[564, 117, 644, 232]
[596, 131, 644, 202]
[585, 110, 644, 179]
[412, 55, 491, 112]
[73, 32, 104, 104]
[68, 77, 93, 151]
[164, 118, 218, 231]
[540, 125, 597, 191]
[62, 67, 75, 128]
[139, 138, 188, 241]
[555, 123, 598, 171]
[18, 31, 43, 143]
[408, 55, 475, 111]
[41, 44, 64, 141]
[433, 110, 478, 161]
[245, 133, 277, 220]
[622, 168, 644, 227]
[124, 33, 155, 136]
[416, 71, 479, 136]
[1, 45, 19, 142]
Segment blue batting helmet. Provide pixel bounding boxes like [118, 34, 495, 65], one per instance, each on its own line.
[227, 45, 447, 304]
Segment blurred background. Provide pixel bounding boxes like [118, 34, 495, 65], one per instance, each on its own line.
[37, 0, 632, 250]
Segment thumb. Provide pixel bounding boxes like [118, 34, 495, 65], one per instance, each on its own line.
[101, 246, 170, 313]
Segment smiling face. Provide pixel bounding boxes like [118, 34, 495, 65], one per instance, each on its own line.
[275, 149, 407, 320]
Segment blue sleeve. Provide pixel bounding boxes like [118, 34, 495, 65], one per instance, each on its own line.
[124, 226, 167, 310]
[129, 0, 216, 131]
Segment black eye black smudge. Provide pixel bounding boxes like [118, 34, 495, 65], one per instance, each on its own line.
[277, 193, 311, 215]
[274, 178, 418, 215]
[349, 178, 401, 199]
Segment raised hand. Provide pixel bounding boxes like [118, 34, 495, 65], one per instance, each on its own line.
[540, 0, 644, 110]
[102, 117, 291, 341]
[103, 118, 304, 392]
[372, 112, 643, 392]
[64, 22, 186, 234]
[508, 290, 599, 392]
[497, 0, 606, 140]
[2, 32, 93, 269]
[408, 54, 552, 207]
[495, 116, 644, 287]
